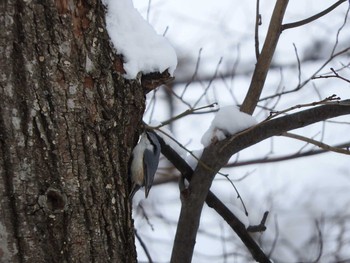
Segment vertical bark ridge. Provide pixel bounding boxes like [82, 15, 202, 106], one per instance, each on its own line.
[1, 0, 144, 262]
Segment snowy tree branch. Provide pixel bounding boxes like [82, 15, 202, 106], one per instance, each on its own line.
[220, 100, 350, 155]
[170, 100, 350, 263]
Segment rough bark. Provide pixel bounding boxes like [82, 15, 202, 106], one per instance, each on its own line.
[0, 0, 144, 262]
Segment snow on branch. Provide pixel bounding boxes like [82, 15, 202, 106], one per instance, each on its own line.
[201, 106, 257, 147]
[104, 0, 177, 79]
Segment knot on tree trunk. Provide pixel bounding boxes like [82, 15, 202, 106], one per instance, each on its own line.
[38, 188, 67, 213]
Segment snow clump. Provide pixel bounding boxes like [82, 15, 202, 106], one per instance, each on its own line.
[201, 106, 257, 147]
[104, 0, 177, 79]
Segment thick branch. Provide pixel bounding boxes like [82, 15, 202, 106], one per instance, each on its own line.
[170, 100, 350, 263]
[240, 0, 289, 115]
[221, 100, 350, 156]
[157, 138, 270, 263]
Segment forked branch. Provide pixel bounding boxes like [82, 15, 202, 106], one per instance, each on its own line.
[169, 100, 350, 263]
[240, 0, 289, 115]
[157, 137, 271, 263]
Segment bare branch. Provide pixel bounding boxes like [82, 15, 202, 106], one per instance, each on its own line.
[241, 0, 289, 114]
[157, 137, 271, 263]
[146, 0, 152, 22]
[171, 100, 350, 263]
[313, 67, 350, 83]
[266, 94, 341, 120]
[282, 132, 350, 155]
[221, 174, 249, 216]
[293, 43, 302, 87]
[225, 141, 350, 167]
[193, 57, 223, 108]
[247, 211, 269, 233]
[164, 84, 192, 108]
[173, 50, 348, 88]
[311, 220, 323, 263]
[255, 0, 261, 60]
[331, 6, 349, 56]
[281, 0, 347, 31]
[151, 103, 218, 128]
[135, 230, 153, 263]
[259, 45, 350, 103]
[180, 48, 203, 98]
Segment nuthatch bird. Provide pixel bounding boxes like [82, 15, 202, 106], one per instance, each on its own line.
[129, 131, 161, 199]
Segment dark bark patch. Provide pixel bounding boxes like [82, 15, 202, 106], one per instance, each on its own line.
[38, 188, 67, 213]
[113, 56, 126, 74]
[55, 0, 69, 14]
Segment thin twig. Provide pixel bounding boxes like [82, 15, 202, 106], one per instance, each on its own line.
[222, 174, 249, 216]
[137, 204, 154, 231]
[255, 0, 261, 60]
[164, 85, 192, 108]
[146, 0, 152, 22]
[151, 103, 218, 128]
[266, 94, 341, 120]
[281, 0, 347, 31]
[162, 26, 169, 37]
[181, 48, 202, 98]
[220, 222, 228, 263]
[293, 43, 301, 87]
[282, 132, 350, 155]
[311, 220, 323, 263]
[193, 57, 223, 108]
[330, 4, 349, 56]
[231, 169, 256, 182]
[225, 141, 350, 167]
[259, 47, 350, 102]
[135, 230, 153, 263]
[150, 126, 231, 179]
[313, 67, 350, 83]
[147, 125, 213, 173]
[147, 90, 158, 123]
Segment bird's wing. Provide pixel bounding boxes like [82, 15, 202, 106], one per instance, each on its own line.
[143, 149, 159, 197]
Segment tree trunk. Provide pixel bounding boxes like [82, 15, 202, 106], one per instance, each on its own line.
[0, 0, 144, 262]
